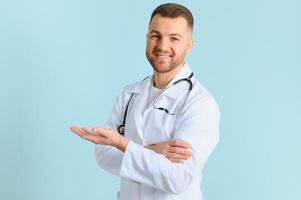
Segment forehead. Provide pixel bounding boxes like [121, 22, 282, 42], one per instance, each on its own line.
[148, 15, 190, 35]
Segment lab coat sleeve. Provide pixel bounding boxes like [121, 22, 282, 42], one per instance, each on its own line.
[94, 86, 129, 176]
[119, 95, 220, 194]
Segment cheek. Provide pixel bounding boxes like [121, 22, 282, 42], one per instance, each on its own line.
[172, 45, 186, 55]
[146, 41, 155, 52]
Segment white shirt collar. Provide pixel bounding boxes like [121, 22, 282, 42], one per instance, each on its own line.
[129, 63, 193, 99]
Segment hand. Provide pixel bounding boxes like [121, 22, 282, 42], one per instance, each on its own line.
[145, 140, 192, 163]
[70, 126, 129, 152]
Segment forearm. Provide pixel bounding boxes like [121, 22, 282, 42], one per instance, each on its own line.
[95, 144, 124, 176]
[95, 133, 129, 176]
[119, 141, 196, 194]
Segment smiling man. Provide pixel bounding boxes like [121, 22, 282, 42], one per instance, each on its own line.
[71, 3, 220, 200]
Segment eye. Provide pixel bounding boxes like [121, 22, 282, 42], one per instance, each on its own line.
[171, 37, 179, 41]
[151, 35, 160, 40]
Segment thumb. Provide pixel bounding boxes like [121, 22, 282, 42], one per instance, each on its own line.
[92, 127, 110, 135]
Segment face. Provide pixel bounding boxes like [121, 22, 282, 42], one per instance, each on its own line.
[146, 14, 193, 73]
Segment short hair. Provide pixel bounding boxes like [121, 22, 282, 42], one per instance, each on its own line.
[149, 3, 194, 30]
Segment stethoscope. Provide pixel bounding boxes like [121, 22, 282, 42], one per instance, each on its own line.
[118, 72, 194, 135]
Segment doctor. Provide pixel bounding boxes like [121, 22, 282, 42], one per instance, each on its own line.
[71, 3, 220, 200]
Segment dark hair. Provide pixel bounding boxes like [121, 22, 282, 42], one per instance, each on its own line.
[149, 3, 194, 30]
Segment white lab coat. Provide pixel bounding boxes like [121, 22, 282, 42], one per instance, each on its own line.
[95, 63, 220, 200]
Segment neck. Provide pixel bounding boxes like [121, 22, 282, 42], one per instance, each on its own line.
[153, 62, 185, 89]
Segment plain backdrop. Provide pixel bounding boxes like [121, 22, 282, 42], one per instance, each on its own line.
[0, 0, 300, 199]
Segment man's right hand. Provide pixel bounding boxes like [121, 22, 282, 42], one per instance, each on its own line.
[145, 139, 192, 163]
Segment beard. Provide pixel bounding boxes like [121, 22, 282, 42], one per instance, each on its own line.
[146, 48, 186, 73]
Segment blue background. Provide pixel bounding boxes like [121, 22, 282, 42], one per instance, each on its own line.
[0, 0, 300, 199]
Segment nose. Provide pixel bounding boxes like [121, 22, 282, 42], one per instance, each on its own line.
[156, 37, 170, 52]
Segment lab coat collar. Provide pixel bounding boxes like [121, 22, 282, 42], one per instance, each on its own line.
[128, 62, 193, 100]
[162, 62, 193, 100]
[128, 75, 151, 94]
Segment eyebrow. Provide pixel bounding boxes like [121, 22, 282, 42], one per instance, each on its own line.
[149, 30, 182, 38]
[170, 33, 182, 38]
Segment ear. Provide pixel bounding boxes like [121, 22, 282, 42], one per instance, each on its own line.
[185, 39, 194, 54]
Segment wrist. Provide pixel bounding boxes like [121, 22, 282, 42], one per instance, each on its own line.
[145, 145, 154, 151]
[114, 135, 129, 152]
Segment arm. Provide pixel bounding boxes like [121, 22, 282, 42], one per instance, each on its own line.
[119, 95, 220, 194]
[94, 87, 128, 176]
[71, 84, 189, 177]
[71, 92, 219, 193]
[145, 140, 192, 163]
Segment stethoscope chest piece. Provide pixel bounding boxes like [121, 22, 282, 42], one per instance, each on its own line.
[118, 124, 125, 135]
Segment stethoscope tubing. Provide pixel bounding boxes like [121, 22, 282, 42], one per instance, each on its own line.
[118, 72, 193, 135]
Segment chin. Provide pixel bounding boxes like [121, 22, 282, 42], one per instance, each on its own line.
[152, 62, 171, 72]
[154, 66, 174, 73]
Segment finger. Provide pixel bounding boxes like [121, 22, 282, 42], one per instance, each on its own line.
[168, 146, 192, 156]
[90, 128, 104, 137]
[70, 126, 81, 133]
[70, 126, 87, 137]
[92, 127, 114, 137]
[92, 127, 108, 132]
[81, 134, 98, 143]
[81, 127, 92, 134]
[166, 152, 190, 160]
[80, 133, 109, 144]
[165, 152, 190, 160]
[169, 139, 191, 148]
[167, 158, 182, 163]
[70, 126, 109, 144]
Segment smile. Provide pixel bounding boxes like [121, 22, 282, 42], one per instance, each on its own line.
[154, 53, 172, 59]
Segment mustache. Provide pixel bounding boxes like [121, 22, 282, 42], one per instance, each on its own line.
[152, 48, 174, 55]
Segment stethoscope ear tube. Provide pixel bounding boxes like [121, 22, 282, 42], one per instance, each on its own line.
[173, 72, 193, 90]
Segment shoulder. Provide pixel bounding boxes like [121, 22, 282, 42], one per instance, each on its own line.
[182, 78, 220, 119]
[120, 76, 151, 95]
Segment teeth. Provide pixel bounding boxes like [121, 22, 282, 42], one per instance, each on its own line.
[156, 54, 170, 58]
[157, 56, 170, 60]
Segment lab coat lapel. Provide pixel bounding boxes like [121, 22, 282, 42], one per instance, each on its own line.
[154, 63, 193, 112]
[125, 63, 192, 144]
[127, 77, 151, 145]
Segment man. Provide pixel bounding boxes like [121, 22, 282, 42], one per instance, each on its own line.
[71, 3, 220, 200]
